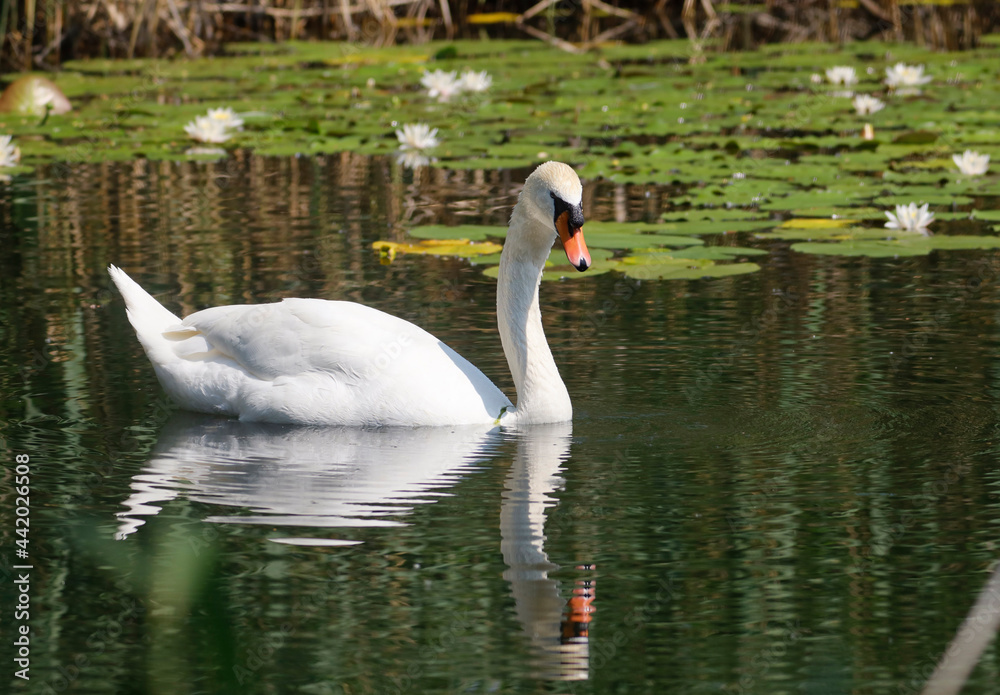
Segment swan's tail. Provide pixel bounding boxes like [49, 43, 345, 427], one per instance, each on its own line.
[109, 266, 232, 416]
[108, 265, 182, 355]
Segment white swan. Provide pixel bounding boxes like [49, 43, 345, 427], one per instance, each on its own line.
[108, 161, 591, 427]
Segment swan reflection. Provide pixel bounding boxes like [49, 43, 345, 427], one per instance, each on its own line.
[117, 413, 593, 680]
[501, 423, 594, 680]
[116, 413, 503, 542]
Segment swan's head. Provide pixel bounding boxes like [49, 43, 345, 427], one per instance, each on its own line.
[518, 161, 591, 272]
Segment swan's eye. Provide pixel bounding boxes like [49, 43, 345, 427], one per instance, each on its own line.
[550, 192, 585, 232]
[551, 192, 591, 271]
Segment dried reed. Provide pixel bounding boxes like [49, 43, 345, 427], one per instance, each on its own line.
[1, 0, 997, 72]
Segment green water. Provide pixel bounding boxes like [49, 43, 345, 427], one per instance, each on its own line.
[1, 153, 999, 694]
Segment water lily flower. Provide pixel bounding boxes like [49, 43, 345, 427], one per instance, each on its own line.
[825, 66, 858, 87]
[184, 146, 229, 158]
[420, 69, 461, 102]
[0, 135, 21, 168]
[458, 70, 492, 93]
[395, 149, 433, 170]
[184, 115, 233, 144]
[809, 73, 824, 84]
[852, 94, 885, 116]
[206, 107, 244, 131]
[952, 150, 990, 176]
[885, 202, 934, 234]
[885, 63, 932, 89]
[395, 123, 440, 151]
[861, 123, 875, 141]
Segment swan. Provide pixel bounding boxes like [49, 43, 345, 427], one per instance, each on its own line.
[108, 161, 591, 427]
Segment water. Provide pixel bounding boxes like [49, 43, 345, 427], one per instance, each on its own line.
[1, 154, 999, 694]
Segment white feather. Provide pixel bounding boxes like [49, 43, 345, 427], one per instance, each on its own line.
[108, 162, 586, 427]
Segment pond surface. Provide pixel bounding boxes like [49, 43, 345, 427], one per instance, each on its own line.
[1, 153, 999, 694]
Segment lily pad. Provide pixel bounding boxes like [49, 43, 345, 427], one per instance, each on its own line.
[610, 250, 761, 280]
[789, 207, 884, 218]
[372, 238, 503, 260]
[407, 224, 507, 241]
[760, 226, 890, 242]
[583, 221, 706, 249]
[779, 218, 857, 229]
[790, 234, 1000, 257]
[892, 130, 939, 145]
[666, 245, 768, 260]
[1, 35, 999, 247]
[481, 248, 617, 280]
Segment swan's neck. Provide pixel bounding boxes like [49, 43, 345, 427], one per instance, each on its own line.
[497, 208, 572, 424]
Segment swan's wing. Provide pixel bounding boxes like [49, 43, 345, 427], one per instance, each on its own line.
[172, 299, 430, 380]
[155, 298, 510, 426]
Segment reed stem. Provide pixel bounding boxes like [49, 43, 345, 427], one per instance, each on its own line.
[1, 0, 996, 73]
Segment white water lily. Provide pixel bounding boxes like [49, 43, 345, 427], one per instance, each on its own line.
[885, 63, 932, 89]
[395, 123, 440, 151]
[206, 107, 244, 131]
[0, 135, 21, 168]
[952, 150, 990, 176]
[184, 115, 232, 143]
[420, 69, 461, 102]
[852, 94, 885, 116]
[458, 70, 492, 93]
[825, 66, 858, 87]
[885, 202, 934, 234]
[395, 149, 433, 170]
[184, 146, 228, 158]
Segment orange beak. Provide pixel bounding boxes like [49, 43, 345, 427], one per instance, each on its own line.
[556, 210, 591, 271]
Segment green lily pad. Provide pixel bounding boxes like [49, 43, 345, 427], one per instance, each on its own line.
[480, 248, 617, 280]
[921, 235, 1000, 251]
[892, 130, 939, 145]
[610, 251, 761, 280]
[873, 193, 973, 207]
[0, 33, 998, 245]
[780, 217, 857, 228]
[666, 245, 768, 260]
[791, 234, 1000, 257]
[584, 222, 706, 249]
[759, 226, 891, 242]
[791, 239, 929, 257]
[788, 207, 884, 219]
